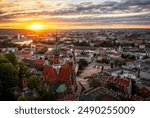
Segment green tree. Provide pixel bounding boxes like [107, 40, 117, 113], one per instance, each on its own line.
[0, 55, 9, 64]
[37, 47, 48, 54]
[0, 63, 18, 100]
[90, 80, 101, 88]
[28, 75, 42, 90]
[114, 60, 125, 67]
[16, 61, 30, 77]
[5, 52, 17, 65]
[97, 57, 109, 64]
[48, 58, 53, 65]
[78, 59, 88, 70]
[81, 51, 87, 56]
[40, 91, 56, 101]
[17, 96, 28, 101]
[131, 79, 136, 95]
[35, 83, 56, 101]
[107, 83, 119, 91]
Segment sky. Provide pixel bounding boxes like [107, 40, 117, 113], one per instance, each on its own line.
[0, 0, 150, 29]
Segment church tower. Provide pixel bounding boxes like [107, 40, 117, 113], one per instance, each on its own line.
[43, 34, 77, 100]
[53, 35, 60, 65]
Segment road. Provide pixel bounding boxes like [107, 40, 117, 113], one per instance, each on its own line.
[75, 58, 111, 97]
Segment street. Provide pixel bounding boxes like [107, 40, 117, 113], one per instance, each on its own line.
[75, 58, 111, 96]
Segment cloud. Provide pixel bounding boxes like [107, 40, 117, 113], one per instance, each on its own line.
[0, 0, 150, 28]
[112, 0, 150, 11]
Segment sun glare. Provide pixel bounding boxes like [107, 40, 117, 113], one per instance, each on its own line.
[29, 23, 44, 31]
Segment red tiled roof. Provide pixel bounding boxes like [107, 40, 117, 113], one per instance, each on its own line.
[59, 63, 71, 81]
[101, 76, 129, 87]
[136, 87, 150, 97]
[126, 35, 137, 39]
[115, 77, 129, 87]
[32, 60, 45, 65]
[16, 50, 32, 59]
[43, 63, 72, 84]
[43, 66, 57, 82]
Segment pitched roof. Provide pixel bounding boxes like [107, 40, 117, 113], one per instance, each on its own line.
[43, 63, 72, 83]
[59, 63, 71, 80]
[136, 86, 150, 97]
[101, 76, 129, 87]
[43, 66, 57, 81]
[32, 60, 45, 65]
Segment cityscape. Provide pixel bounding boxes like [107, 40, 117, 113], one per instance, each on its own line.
[0, 0, 150, 101]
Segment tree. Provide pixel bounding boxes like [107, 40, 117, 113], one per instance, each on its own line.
[78, 59, 88, 70]
[17, 96, 28, 101]
[81, 51, 87, 56]
[34, 82, 56, 101]
[131, 79, 136, 95]
[128, 55, 136, 60]
[16, 61, 30, 77]
[121, 54, 136, 60]
[37, 47, 48, 54]
[5, 52, 17, 65]
[111, 63, 114, 68]
[17, 95, 40, 101]
[90, 80, 101, 88]
[74, 41, 90, 46]
[114, 60, 125, 67]
[0, 55, 9, 64]
[95, 41, 113, 47]
[0, 63, 19, 100]
[101, 58, 109, 64]
[48, 58, 53, 65]
[40, 91, 56, 101]
[121, 54, 127, 59]
[142, 55, 149, 60]
[107, 83, 119, 91]
[28, 75, 42, 90]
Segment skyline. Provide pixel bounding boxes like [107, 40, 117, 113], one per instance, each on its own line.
[0, 0, 150, 30]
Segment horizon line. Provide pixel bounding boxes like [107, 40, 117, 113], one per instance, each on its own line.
[0, 28, 150, 30]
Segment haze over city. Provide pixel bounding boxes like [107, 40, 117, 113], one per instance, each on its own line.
[0, 0, 150, 30]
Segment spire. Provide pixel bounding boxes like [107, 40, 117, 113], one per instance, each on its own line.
[53, 34, 60, 64]
[53, 34, 60, 56]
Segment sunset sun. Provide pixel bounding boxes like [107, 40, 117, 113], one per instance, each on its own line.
[29, 23, 44, 31]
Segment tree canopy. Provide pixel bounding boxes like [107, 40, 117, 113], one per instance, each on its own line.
[0, 55, 9, 64]
[78, 59, 88, 70]
[28, 75, 42, 90]
[16, 61, 30, 77]
[5, 52, 17, 65]
[0, 63, 18, 100]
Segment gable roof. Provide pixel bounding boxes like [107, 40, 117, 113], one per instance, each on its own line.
[43, 63, 72, 83]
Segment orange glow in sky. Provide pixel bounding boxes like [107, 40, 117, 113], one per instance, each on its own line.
[28, 23, 44, 31]
[0, 0, 150, 29]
